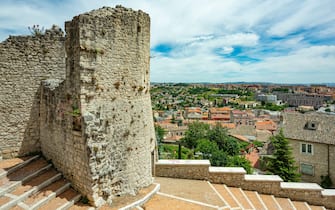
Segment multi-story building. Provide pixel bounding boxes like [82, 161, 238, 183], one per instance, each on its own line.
[282, 112, 335, 187]
[209, 107, 232, 122]
[276, 93, 325, 109]
[232, 110, 255, 126]
[257, 94, 277, 104]
[184, 107, 202, 119]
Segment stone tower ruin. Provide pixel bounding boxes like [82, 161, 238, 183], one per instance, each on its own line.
[0, 6, 156, 207]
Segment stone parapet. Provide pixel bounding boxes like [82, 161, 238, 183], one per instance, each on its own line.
[155, 161, 335, 209]
[242, 174, 282, 194]
[208, 167, 246, 187]
[321, 189, 335, 209]
[155, 160, 210, 180]
[278, 182, 324, 207]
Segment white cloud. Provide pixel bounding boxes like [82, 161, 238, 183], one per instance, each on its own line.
[151, 45, 335, 83]
[219, 47, 234, 55]
[267, 0, 335, 37]
[0, 0, 334, 83]
[240, 45, 335, 83]
[164, 32, 259, 58]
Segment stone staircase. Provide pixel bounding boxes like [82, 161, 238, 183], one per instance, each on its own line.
[213, 183, 327, 210]
[149, 177, 328, 210]
[0, 157, 329, 210]
[0, 155, 82, 210]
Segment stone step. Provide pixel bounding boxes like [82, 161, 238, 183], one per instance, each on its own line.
[259, 194, 281, 209]
[227, 187, 254, 209]
[0, 170, 61, 210]
[309, 205, 327, 210]
[291, 201, 311, 210]
[0, 194, 11, 207]
[0, 156, 87, 210]
[243, 190, 267, 210]
[7, 158, 49, 181]
[212, 184, 241, 209]
[10, 169, 60, 197]
[23, 179, 71, 209]
[68, 203, 93, 210]
[56, 194, 81, 210]
[0, 156, 40, 179]
[38, 188, 81, 210]
[275, 197, 296, 210]
[0, 161, 52, 197]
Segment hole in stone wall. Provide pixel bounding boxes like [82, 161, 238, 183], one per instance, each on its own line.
[114, 81, 120, 89]
[137, 25, 141, 33]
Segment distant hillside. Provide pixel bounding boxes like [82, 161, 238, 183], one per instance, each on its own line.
[151, 82, 335, 87]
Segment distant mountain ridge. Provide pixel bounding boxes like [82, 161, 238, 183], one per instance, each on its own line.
[151, 82, 335, 87]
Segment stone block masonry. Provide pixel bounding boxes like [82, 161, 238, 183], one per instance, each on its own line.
[1, 5, 156, 207]
[0, 26, 66, 159]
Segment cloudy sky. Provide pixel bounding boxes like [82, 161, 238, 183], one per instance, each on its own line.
[1, 0, 334, 84]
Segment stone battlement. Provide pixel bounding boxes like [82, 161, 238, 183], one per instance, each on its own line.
[0, 6, 155, 207]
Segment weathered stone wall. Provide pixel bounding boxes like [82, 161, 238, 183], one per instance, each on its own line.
[0, 27, 66, 159]
[329, 145, 335, 188]
[39, 6, 155, 207]
[77, 6, 155, 205]
[39, 79, 93, 200]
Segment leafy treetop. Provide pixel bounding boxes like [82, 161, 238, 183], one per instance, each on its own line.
[267, 129, 300, 182]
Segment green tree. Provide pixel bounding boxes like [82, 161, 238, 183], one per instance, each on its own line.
[208, 124, 239, 155]
[196, 139, 219, 159]
[222, 138, 240, 156]
[227, 156, 253, 174]
[252, 140, 264, 148]
[267, 130, 300, 182]
[155, 125, 166, 158]
[210, 151, 229, 167]
[182, 122, 210, 150]
[155, 125, 166, 143]
[321, 174, 333, 188]
[180, 122, 253, 174]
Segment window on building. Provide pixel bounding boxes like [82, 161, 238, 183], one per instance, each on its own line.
[305, 121, 318, 130]
[301, 143, 313, 155]
[301, 143, 306, 153]
[300, 163, 314, 176]
[307, 144, 312, 154]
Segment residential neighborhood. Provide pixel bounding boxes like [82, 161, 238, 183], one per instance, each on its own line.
[151, 83, 335, 187]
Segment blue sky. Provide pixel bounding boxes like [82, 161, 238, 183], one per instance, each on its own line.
[1, 0, 335, 83]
